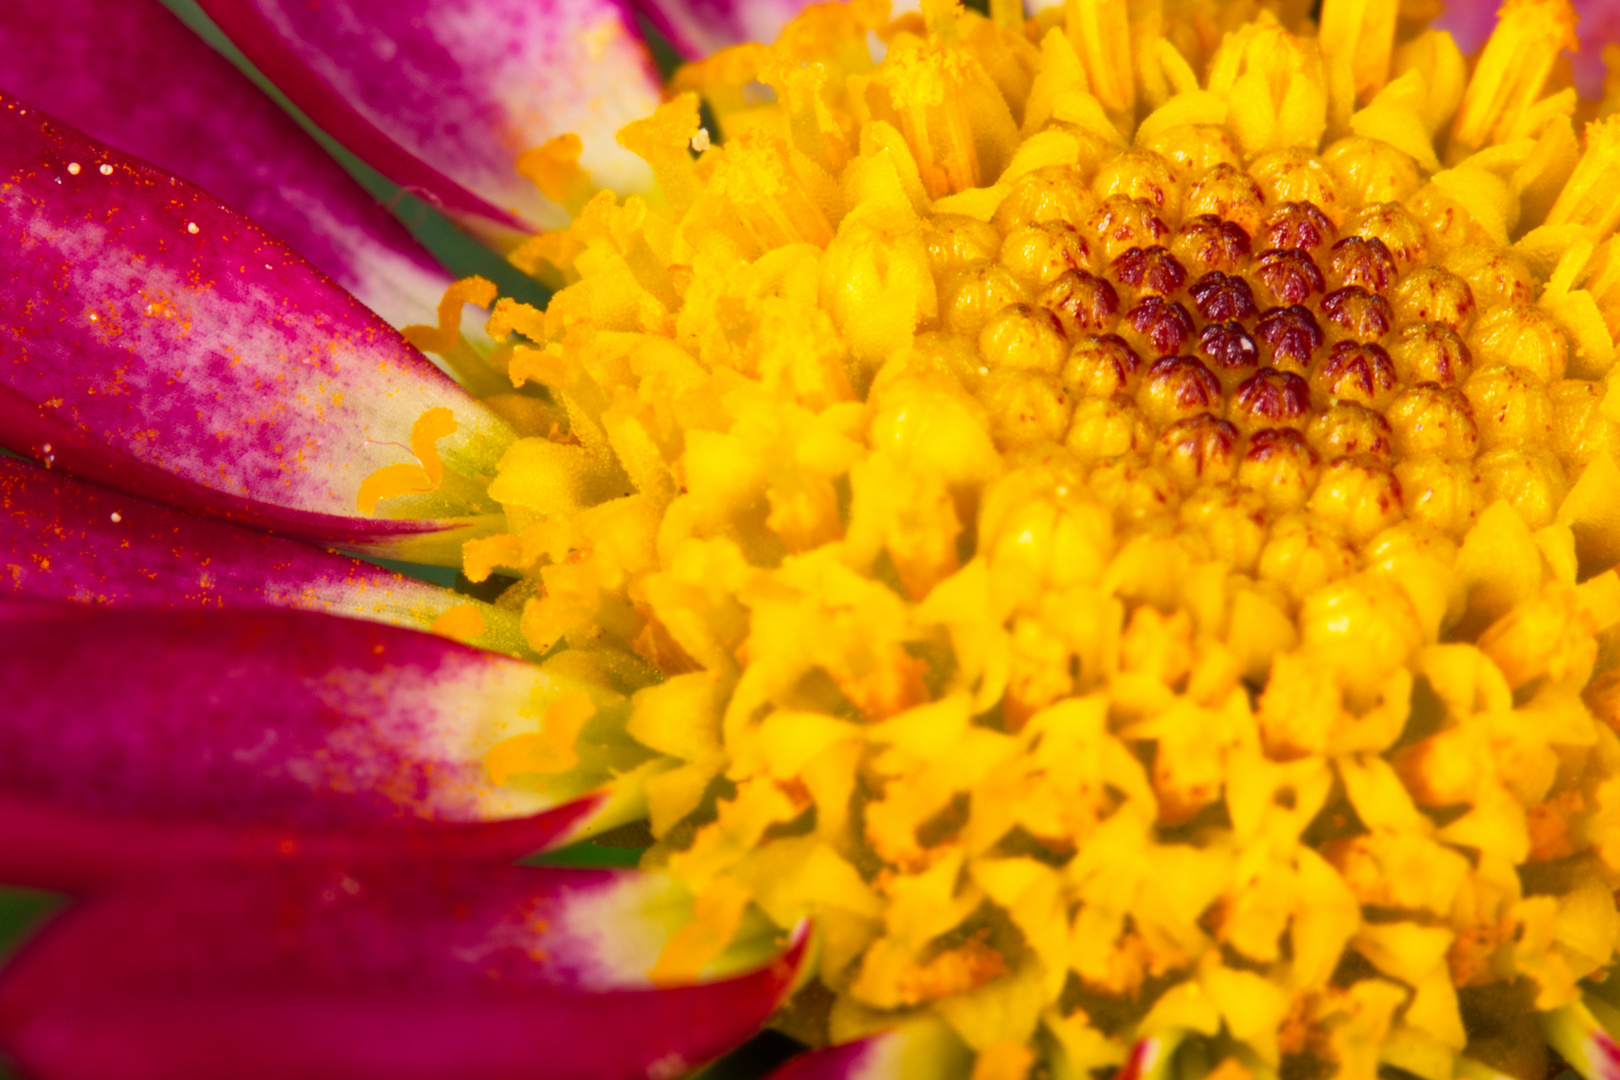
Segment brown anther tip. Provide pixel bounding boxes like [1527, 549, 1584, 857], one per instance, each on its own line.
[1262, 202, 1335, 253]
[1327, 236, 1397, 296]
[1232, 367, 1312, 429]
[1255, 248, 1326, 305]
[1197, 321, 1260, 374]
[1111, 246, 1188, 298]
[1189, 272, 1257, 323]
[1321, 286, 1392, 341]
[1254, 305, 1325, 370]
[1127, 296, 1196, 356]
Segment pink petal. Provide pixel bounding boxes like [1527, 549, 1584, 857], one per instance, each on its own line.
[0, 0, 452, 331]
[0, 605, 610, 890]
[0, 865, 808, 1080]
[631, 0, 820, 58]
[765, 1026, 975, 1080]
[1431, 0, 1619, 98]
[0, 455, 520, 645]
[1430, 2, 1495, 53]
[768, 1039, 886, 1080]
[1571, 0, 1620, 97]
[0, 96, 513, 558]
[192, 0, 664, 238]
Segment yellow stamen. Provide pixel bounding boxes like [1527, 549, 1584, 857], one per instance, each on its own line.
[401, 276, 507, 397]
[970, 1043, 1034, 1080]
[462, 533, 527, 584]
[484, 689, 596, 784]
[516, 133, 594, 212]
[428, 602, 486, 644]
[617, 95, 704, 215]
[988, 0, 1023, 34]
[1319, 0, 1400, 130]
[876, 30, 1007, 198]
[1448, 0, 1579, 159]
[356, 407, 458, 515]
[1063, 0, 1134, 119]
[704, 129, 838, 251]
[649, 877, 753, 987]
[1545, 117, 1620, 239]
[403, 276, 498, 355]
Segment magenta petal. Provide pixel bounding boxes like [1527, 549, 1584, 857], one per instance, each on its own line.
[0, 0, 452, 330]
[0, 866, 808, 1080]
[0, 97, 512, 556]
[1429, 3, 1494, 53]
[0, 606, 595, 890]
[631, 0, 819, 58]
[0, 455, 465, 625]
[768, 1039, 884, 1080]
[192, 0, 663, 237]
[1571, 0, 1620, 98]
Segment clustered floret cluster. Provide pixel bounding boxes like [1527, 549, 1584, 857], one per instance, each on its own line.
[388, 0, 1620, 1076]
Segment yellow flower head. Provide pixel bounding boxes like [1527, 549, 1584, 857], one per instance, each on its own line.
[419, 1, 1620, 1076]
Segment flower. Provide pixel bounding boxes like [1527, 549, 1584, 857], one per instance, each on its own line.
[4, 1, 1620, 1080]
[0, 0, 819, 1076]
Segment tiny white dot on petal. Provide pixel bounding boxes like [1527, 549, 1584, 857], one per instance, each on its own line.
[187, 222, 200, 234]
[99, 164, 113, 176]
[110, 512, 122, 523]
[66, 162, 81, 175]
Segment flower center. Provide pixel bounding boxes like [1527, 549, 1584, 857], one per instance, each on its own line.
[403, 0, 1620, 1074]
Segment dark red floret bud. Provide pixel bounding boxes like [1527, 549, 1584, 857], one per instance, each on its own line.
[1189, 271, 1257, 323]
[1112, 246, 1188, 297]
[1255, 248, 1325, 305]
[1128, 296, 1196, 356]
[1197, 321, 1260, 374]
[1254, 305, 1325, 369]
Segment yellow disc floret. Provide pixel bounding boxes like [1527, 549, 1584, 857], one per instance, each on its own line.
[420, 1, 1620, 1077]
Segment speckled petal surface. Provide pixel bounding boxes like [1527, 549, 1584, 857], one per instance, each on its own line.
[192, 0, 662, 237]
[0, 605, 597, 889]
[0, 455, 525, 652]
[0, 0, 451, 330]
[629, 0, 819, 58]
[0, 865, 807, 1080]
[0, 97, 512, 556]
